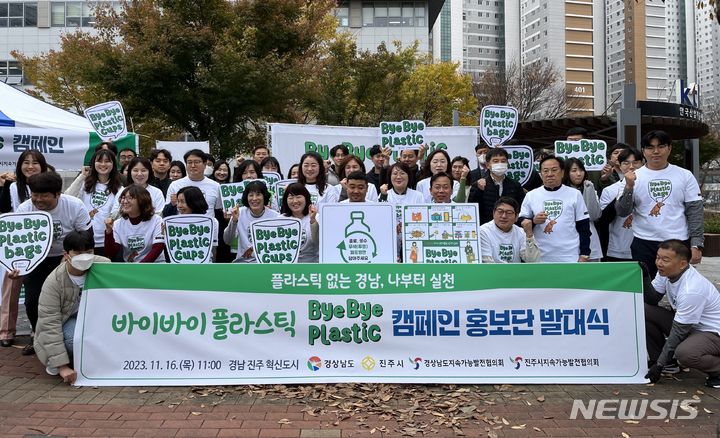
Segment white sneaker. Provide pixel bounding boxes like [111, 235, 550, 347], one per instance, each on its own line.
[45, 366, 59, 376]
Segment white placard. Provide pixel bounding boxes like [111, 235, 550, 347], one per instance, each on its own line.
[379, 120, 426, 151]
[401, 204, 481, 264]
[480, 105, 518, 147]
[274, 179, 298, 209]
[163, 215, 215, 264]
[0, 212, 53, 275]
[73, 263, 648, 386]
[251, 217, 302, 264]
[504, 145, 534, 186]
[269, 123, 478, 180]
[554, 139, 607, 171]
[319, 204, 396, 263]
[84, 101, 127, 141]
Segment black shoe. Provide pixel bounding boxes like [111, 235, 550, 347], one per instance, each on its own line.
[21, 343, 35, 356]
[706, 375, 720, 388]
[0, 339, 13, 347]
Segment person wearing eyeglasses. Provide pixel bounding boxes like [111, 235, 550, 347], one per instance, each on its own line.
[615, 130, 704, 277]
[480, 197, 540, 263]
[519, 155, 591, 263]
[599, 148, 644, 262]
[164, 149, 222, 219]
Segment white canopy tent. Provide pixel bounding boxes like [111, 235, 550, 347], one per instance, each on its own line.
[0, 82, 93, 131]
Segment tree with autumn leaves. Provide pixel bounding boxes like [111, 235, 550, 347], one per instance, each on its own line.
[15, 0, 476, 158]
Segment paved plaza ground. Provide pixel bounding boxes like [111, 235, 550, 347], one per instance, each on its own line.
[2, 260, 720, 437]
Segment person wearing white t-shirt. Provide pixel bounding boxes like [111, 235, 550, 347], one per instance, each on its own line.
[280, 183, 319, 263]
[416, 149, 460, 202]
[334, 155, 380, 203]
[599, 148, 643, 261]
[297, 152, 338, 206]
[480, 197, 540, 263]
[644, 240, 720, 388]
[13, 172, 92, 356]
[165, 149, 222, 218]
[520, 156, 591, 262]
[111, 157, 165, 217]
[616, 131, 704, 277]
[175, 186, 219, 262]
[223, 180, 280, 262]
[65, 149, 123, 255]
[339, 172, 373, 204]
[0, 150, 49, 348]
[104, 185, 166, 263]
[378, 162, 424, 262]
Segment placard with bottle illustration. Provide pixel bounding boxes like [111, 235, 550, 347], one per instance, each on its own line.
[318, 204, 396, 263]
[401, 204, 482, 264]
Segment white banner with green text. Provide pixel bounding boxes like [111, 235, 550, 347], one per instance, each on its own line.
[74, 263, 647, 386]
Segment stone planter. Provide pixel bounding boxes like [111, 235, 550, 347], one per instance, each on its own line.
[704, 234, 720, 257]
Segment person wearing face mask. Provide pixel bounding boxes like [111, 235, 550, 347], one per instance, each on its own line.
[468, 148, 525, 225]
[33, 231, 110, 385]
[469, 144, 490, 185]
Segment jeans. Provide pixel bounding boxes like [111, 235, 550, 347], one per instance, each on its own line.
[63, 316, 76, 359]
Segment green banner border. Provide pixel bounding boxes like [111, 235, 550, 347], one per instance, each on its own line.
[85, 263, 643, 294]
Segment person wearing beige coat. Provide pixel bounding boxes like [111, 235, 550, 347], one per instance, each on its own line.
[34, 231, 109, 385]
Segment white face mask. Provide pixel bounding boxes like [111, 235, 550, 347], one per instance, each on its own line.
[491, 163, 508, 177]
[70, 253, 95, 271]
[204, 168, 214, 177]
[477, 155, 486, 166]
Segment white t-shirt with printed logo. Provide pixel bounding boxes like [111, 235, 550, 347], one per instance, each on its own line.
[624, 164, 702, 241]
[519, 185, 589, 262]
[652, 266, 720, 335]
[112, 215, 165, 263]
[232, 207, 280, 262]
[80, 182, 118, 247]
[479, 221, 527, 263]
[166, 176, 222, 217]
[112, 184, 165, 217]
[17, 194, 92, 257]
[600, 180, 633, 259]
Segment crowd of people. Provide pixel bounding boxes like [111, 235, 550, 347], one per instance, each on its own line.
[0, 127, 718, 389]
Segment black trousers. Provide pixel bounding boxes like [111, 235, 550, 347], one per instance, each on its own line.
[644, 303, 674, 363]
[23, 255, 63, 332]
[631, 237, 661, 279]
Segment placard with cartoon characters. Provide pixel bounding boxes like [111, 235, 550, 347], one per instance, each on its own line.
[401, 204, 481, 264]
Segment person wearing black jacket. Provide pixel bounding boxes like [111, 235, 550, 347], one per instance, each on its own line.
[365, 145, 386, 193]
[468, 148, 525, 225]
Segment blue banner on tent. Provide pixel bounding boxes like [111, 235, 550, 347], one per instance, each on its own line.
[0, 109, 15, 127]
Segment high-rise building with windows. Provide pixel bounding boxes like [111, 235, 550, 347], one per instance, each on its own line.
[334, 1, 445, 53]
[606, 0, 718, 114]
[0, 1, 121, 86]
[503, 0, 605, 116]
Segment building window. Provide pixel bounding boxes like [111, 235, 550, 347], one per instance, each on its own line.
[360, 1, 425, 27]
[0, 60, 23, 85]
[51, 2, 121, 27]
[334, 1, 349, 27]
[0, 2, 37, 27]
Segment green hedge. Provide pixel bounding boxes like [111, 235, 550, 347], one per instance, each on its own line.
[706, 212, 720, 234]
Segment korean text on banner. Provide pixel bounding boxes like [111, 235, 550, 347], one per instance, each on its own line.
[319, 204, 396, 263]
[74, 263, 647, 386]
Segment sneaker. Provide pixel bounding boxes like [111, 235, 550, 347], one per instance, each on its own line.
[45, 366, 59, 376]
[706, 375, 720, 388]
[662, 361, 680, 375]
[21, 343, 35, 356]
